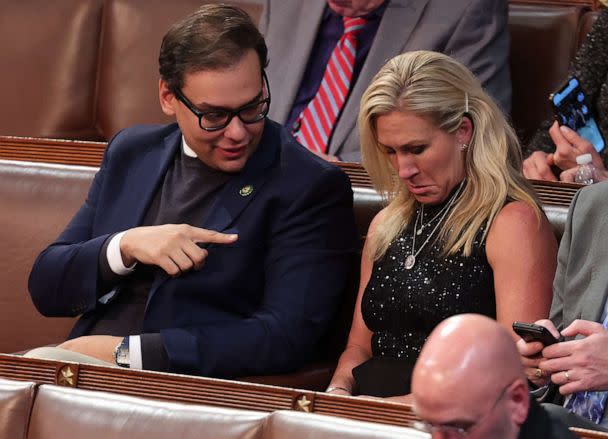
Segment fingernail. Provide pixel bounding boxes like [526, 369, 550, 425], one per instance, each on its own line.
[559, 125, 571, 134]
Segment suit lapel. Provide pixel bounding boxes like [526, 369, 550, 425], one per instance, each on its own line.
[202, 122, 278, 234]
[266, 0, 326, 124]
[113, 127, 180, 230]
[329, 0, 429, 155]
[147, 122, 280, 301]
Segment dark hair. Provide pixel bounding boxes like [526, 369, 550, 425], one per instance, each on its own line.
[159, 4, 268, 92]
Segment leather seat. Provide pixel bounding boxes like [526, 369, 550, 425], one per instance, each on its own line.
[27, 384, 267, 439]
[508, 4, 586, 144]
[0, 0, 104, 140]
[0, 379, 36, 439]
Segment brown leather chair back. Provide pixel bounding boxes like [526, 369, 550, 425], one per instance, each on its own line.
[266, 411, 426, 439]
[0, 379, 36, 439]
[0, 160, 94, 353]
[577, 10, 599, 48]
[95, 0, 264, 141]
[509, 4, 585, 144]
[0, 0, 104, 140]
[27, 384, 267, 439]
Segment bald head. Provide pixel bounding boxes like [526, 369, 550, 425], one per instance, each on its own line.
[412, 315, 529, 438]
[414, 314, 524, 391]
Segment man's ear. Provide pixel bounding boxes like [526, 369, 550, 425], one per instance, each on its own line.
[507, 379, 530, 427]
[159, 79, 177, 116]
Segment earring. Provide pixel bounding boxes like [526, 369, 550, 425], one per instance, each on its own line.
[460, 143, 469, 151]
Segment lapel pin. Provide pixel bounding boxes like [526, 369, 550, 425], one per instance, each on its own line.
[239, 184, 254, 197]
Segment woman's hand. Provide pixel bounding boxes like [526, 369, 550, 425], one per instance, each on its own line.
[523, 151, 558, 181]
[549, 122, 605, 172]
[326, 386, 352, 396]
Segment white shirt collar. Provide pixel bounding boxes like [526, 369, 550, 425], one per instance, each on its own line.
[181, 135, 197, 158]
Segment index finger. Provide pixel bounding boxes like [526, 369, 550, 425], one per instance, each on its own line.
[541, 338, 577, 361]
[562, 319, 605, 338]
[189, 228, 238, 245]
[558, 125, 594, 153]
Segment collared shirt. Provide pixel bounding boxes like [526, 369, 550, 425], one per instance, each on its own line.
[285, 2, 388, 134]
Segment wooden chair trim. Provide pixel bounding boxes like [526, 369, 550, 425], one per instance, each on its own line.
[0, 354, 606, 438]
[0, 354, 418, 426]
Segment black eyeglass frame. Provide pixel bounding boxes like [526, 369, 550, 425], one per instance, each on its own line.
[413, 380, 513, 438]
[173, 71, 271, 132]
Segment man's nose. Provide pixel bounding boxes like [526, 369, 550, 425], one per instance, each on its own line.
[223, 116, 247, 141]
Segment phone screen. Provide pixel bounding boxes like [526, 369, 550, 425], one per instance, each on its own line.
[551, 77, 605, 153]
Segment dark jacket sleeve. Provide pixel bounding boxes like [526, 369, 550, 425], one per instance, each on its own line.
[28, 143, 114, 317]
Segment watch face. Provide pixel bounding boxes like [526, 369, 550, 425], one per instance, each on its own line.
[115, 339, 130, 367]
[117, 350, 129, 366]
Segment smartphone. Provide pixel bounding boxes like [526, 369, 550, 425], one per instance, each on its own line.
[512, 322, 561, 346]
[550, 77, 605, 153]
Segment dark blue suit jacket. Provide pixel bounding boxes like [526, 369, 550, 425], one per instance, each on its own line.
[28, 120, 358, 377]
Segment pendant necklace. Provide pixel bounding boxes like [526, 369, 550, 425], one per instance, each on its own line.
[404, 181, 465, 270]
[416, 195, 457, 235]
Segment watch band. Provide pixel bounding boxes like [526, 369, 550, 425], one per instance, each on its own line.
[113, 336, 130, 368]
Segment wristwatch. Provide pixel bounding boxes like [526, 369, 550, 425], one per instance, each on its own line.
[113, 336, 130, 368]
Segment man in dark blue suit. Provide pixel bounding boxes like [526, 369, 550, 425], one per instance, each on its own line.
[27, 4, 357, 378]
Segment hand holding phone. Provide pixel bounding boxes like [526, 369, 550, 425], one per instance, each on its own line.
[512, 322, 562, 346]
[550, 77, 605, 153]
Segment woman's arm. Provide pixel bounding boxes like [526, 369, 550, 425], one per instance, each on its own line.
[326, 210, 386, 395]
[486, 201, 558, 341]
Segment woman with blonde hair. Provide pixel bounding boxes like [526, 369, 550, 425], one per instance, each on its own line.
[326, 50, 557, 399]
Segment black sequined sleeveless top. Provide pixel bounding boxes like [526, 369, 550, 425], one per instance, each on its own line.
[361, 199, 495, 363]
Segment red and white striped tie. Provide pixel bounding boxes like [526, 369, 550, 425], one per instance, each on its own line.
[295, 17, 367, 154]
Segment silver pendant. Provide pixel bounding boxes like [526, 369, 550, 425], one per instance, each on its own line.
[405, 254, 416, 270]
[416, 227, 423, 236]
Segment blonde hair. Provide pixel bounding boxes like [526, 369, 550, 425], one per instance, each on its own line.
[359, 51, 540, 260]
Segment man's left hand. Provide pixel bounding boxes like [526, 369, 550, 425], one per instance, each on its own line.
[539, 320, 608, 395]
[57, 335, 123, 364]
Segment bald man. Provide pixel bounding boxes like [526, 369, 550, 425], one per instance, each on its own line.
[411, 314, 575, 438]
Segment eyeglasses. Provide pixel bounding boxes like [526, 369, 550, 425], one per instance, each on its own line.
[413, 381, 513, 438]
[173, 71, 271, 132]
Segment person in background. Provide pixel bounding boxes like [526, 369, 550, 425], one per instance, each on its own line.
[523, 5, 608, 183]
[26, 4, 357, 378]
[412, 314, 576, 439]
[262, 0, 512, 162]
[325, 50, 556, 398]
[518, 181, 608, 432]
